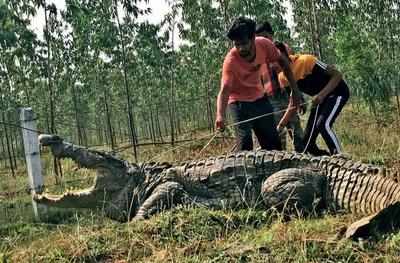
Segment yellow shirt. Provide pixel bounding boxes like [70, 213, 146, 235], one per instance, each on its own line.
[278, 54, 317, 88]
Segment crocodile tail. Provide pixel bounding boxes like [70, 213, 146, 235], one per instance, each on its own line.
[328, 159, 400, 214]
[346, 201, 400, 239]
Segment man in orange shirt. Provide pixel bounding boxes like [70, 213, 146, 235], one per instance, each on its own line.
[215, 17, 300, 151]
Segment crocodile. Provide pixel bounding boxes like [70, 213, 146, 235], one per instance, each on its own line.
[34, 134, 400, 239]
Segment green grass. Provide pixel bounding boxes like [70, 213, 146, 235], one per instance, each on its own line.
[3, 209, 400, 262]
[0, 102, 400, 262]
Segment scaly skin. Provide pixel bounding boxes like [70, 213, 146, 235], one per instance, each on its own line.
[35, 134, 400, 238]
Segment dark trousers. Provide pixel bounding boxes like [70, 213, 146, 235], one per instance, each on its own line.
[229, 96, 282, 151]
[303, 95, 347, 156]
[269, 90, 305, 152]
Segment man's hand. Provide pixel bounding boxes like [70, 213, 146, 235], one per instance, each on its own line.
[276, 124, 285, 136]
[311, 64, 342, 106]
[312, 93, 326, 105]
[299, 96, 307, 115]
[288, 92, 301, 112]
[215, 116, 225, 132]
[290, 89, 302, 106]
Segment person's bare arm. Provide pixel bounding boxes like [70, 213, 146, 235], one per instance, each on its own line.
[274, 54, 301, 130]
[277, 54, 301, 106]
[312, 65, 342, 105]
[277, 96, 297, 131]
[215, 85, 231, 131]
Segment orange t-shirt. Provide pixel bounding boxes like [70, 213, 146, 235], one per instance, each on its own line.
[221, 37, 281, 104]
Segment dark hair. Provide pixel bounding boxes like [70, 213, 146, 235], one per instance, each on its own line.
[275, 41, 289, 58]
[227, 17, 256, 40]
[255, 21, 274, 35]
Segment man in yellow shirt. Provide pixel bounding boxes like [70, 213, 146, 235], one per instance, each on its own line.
[276, 42, 350, 156]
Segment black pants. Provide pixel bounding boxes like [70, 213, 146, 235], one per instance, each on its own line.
[229, 96, 282, 151]
[303, 95, 348, 156]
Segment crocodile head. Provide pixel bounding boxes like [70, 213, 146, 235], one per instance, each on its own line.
[33, 134, 145, 220]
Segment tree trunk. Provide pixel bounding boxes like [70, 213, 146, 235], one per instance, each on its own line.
[206, 78, 214, 132]
[104, 91, 115, 150]
[71, 81, 84, 146]
[0, 129, 6, 169]
[1, 111, 15, 177]
[149, 106, 156, 144]
[23, 77, 31, 106]
[8, 114, 18, 170]
[162, 113, 169, 139]
[155, 107, 163, 142]
[168, 86, 176, 146]
[99, 69, 115, 151]
[117, 120, 123, 144]
[95, 111, 104, 146]
[310, 0, 323, 60]
[112, 0, 138, 161]
[218, 0, 230, 35]
[44, 3, 62, 182]
[388, 9, 400, 123]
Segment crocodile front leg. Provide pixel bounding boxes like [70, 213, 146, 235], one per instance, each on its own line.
[133, 182, 185, 220]
[261, 168, 328, 216]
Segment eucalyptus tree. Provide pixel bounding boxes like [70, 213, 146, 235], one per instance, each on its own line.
[130, 22, 170, 143]
[333, 0, 400, 118]
[226, 0, 291, 39]
[64, 1, 135, 150]
[287, 0, 351, 60]
[35, 1, 67, 179]
[110, 0, 140, 158]
[0, 0, 40, 176]
[162, 0, 182, 144]
[176, 0, 226, 132]
[64, 0, 109, 146]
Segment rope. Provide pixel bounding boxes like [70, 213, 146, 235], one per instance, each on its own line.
[302, 104, 320, 154]
[146, 132, 216, 162]
[194, 132, 220, 159]
[0, 120, 44, 134]
[226, 101, 310, 128]
[146, 101, 312, 162]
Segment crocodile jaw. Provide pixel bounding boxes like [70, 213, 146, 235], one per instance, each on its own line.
[34, 187, 105, 208]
